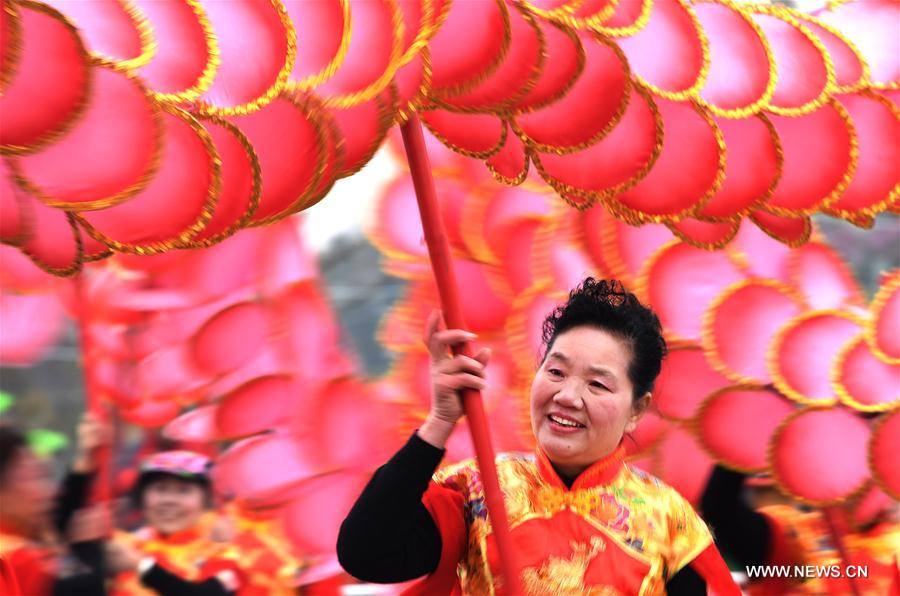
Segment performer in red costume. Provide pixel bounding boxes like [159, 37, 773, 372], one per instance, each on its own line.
[338, 278, 740, 595]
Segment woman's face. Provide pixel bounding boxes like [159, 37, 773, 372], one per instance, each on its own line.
[530, 326, 648, 479]
[0, 448, 56, 534]
[142, 476, 207, 535]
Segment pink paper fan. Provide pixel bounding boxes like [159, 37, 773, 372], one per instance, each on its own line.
[190, 302, 268, 377]
[0, 292, 67, 365]
[132, 0, 213, 97]
[76, 105, 216, 252]
[422, 110, 506, 158]
[514, 32, 627, 151]
[704, 280, 804, 384]
[0, 245, 61, 291]
[394, 52, 428, 115]
[533, 83, 659, 195]
[828, 92, 900, 219]
[750, 9, 830, 113]
[228, 96, 324, 224]
[0, 2, 89, 152]
[429, 0, 508, 92]
[643, 242, 746, 341]
[10, 64, 158, 209]
[440, 3, 543, 111]
[327, 88, 394, 177]
[835, 335, 900, 412]
[486, 128, 528, 184]
[818, 0, 899, 88]
[764, 103, 854, 215]
[771, 312, 861, 404]
[654, 348, 730, 421]
[870, 410, 900, 500]
[771, 408, 870, 505]
[281, 471, 369, 555]
[600, 0, 650, 31]
[0, 161, 32, 245]
[214, 433, 325, 505]
[849, 485, 896, 529]
[20, 197, 81, 275]
[163, 405, 219, 444]
[628, 410, 668, 455]
[617, 0, 705, 98]
[697, 115, 780, 220]
[727, 222, 792, 282]
[788, 241, 864, 310]
[697, 387, 794, 472]
[693, 1, 772, 115]
[284, 0, 346, 86]
[41, 0, 145, 65]
[196, 0, 291, 113]
[795, 17, 865, 91]
[216, 375, 297, 439]
[580, 207, 672, 286]
[510, 19, 582, 112]
[119, 398, 180, 429]
[749, 210, 810, 247]
[869, 273, 899, 363]
[666, 218, 738, 249]
[655, 427, 713, 505]
[496, 219, 544, 293]
[612, 97, 723, 219]
[135, 344, 209, 401]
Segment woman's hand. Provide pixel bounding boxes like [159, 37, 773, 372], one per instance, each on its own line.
[72, 413, 110, 474]
[67, 504, 112, 543]
[105, 539, 143, 575]
[418, 311, 491, 449]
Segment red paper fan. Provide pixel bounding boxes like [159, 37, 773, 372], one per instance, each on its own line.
[510, 19, 582, 112]
[132, 0, 214, 100]
[655, 427, 713, 505]
[417, 262, 512, 334]
[750, 8, 831, 114]
[697, 387, 794, 472]
[616, 0, 706, 99]
[196, 0, 292, 113]
[749, 210, 810, 247]
[870, 410, 900, 500]
[284, 0, 347, 88]
[10, 64, 158, 210]
[422, 110, 506, 158]
[76, 226, 112, 262]
[0, 0, 19, 92]
[281, 471, 370, 555]
[868, 273, 899, 363]
[0, 2, 89, 152]
[827, 92, 899, 220]
[597, 0, 651, 34]
[818, 0, 899, 88]
[496, 219, 546, 293]
[507, 289, 565, 367]
[692, 1, 772, 116]
[771, 408, 870, 505]
[439, 3, 542, 111]
[771, 312, 862, 405]
[119, 399, 180, 429]
[542, 239, 598, 296]
[190, 302, 268, 377]
[187, 117, 260, 245]
[697, 115, 780, 220]
[135, 344, 209, 401]
[513, 33, 627, 152]
[793, 15, 865, 91]
[628, 410, 668, 455]
[580, 206, 672, 286]
[216, 375, 297, 439]
[788, 241, 864, 310]
[163, 405, 218, 444]
[703, 280, 804, 384]
[766, 102, 855, 216]
[849, 486, 896, 528]
[0, 245, 60, 291]
[20, 200, 81, 276]
[834, 335, 900, 412]
[727, 222, 792, 283]
[654, 347, 730, 421]
[228, 95, 325, 224]
[0, 160, 31, 245]
[429, 0, 508, 93]
[0, 292, 66, 365]
[666, 218, 739, 249]
[215, 433, 324, 505]
[313, 0, 400, 106]
[532, 83, 659, 196]
[327, 86, 395, 177]
[486, 127, 529, 185]
[641, 242, 745, 341]
[41, 0, 148, 66]
[611, 97, 723, 220]
[394, 51, 429, 119]
[76, 104, 216, 253]
[479, 185, 554, 258]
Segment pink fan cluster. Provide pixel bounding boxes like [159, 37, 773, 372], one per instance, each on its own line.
[1, 0, 898, 277]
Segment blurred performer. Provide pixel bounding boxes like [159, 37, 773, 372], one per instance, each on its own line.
[0, 414, 109, 595]
[702, 465, 900, 595]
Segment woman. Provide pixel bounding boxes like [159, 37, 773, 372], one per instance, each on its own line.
[0, 415, 108, 595]
[338, 278, 740, 595]
[107, 450, 245, 596]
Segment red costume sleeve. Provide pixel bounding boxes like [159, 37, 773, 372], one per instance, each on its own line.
[689, 543, 742, 596]
[401, 483, 467, 596]
[0, 556, 23, 596]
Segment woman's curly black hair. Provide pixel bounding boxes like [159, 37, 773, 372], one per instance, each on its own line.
[540, 278, 667, 400]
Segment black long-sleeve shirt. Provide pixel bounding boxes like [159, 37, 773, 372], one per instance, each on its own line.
[339, 432, 708, 594]
[700, 466, 770, 568]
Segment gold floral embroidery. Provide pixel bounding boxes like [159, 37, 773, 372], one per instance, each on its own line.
[522, 537, 621, 595]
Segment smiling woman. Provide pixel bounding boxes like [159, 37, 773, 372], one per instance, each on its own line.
[338, 278, 741, 595]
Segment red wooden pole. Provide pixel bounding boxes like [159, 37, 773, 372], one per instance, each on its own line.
[74, 271, 112, 503]
[400, 115, 524, 595]
[823, 507, 861, 596]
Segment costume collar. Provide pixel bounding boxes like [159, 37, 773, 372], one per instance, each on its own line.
[144, 524, 204, 546]
[536, 444, 625, 491]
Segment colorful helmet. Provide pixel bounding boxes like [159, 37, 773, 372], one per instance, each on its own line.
[132, 450, 213, 507]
